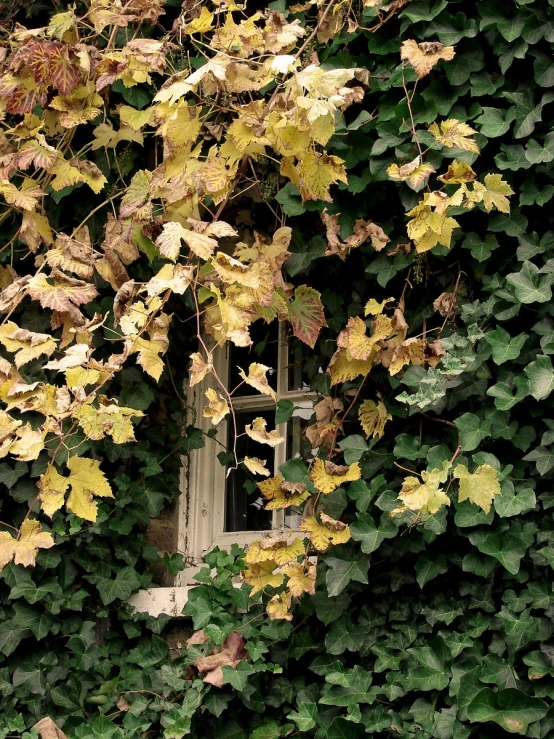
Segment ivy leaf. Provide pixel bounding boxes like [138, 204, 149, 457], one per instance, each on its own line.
[415, 553, 448, 588]
[96, 566, 142, 605]
[288, 703, 318, 732]
[325, 553, 369, 597]
[455, 413, 490, 451]
[288, 286, 326, 348]
[350, 512, 397, 554]
[467, 688, 547, 734]
[524, 355, 554, 400]
[506, 262, 554, 304]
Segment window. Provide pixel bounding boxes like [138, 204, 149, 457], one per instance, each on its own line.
[177, 322, 314, 573]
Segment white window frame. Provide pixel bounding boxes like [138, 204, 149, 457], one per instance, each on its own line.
[176, 326, 314, 584]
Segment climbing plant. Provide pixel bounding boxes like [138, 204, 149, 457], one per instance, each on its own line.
[0, 0, 553, 737]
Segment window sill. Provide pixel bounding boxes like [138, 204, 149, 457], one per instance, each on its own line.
[128, 586, 191, 618]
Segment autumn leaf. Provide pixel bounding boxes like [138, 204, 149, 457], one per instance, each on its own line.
[288, 285, 326, 349]
[189, 352, 213, 387]
[311, 458, 361, 494]
[242, 560, 284, 594]
[0, 520, 54, 571]
[387, 156, 436, 188]
[239, 363, 276, 401]
[38, 465, 69, 517]
[0, 322, 57, 368]
[66, 456, 114, 522]
[243, 457, 271, 476]
[292, 149, 348, 202]
[183, 7, 214, 34]
[28, 271, 98, 312]
[364, 297, 394, 316]
[437, 160, 477, 184]
[194, 630, 247, 688]
[472, 173, 514, 214]
[10, 424, 45, 461]
[337, 315, 392, 361]
[283, 562, 316, 596]
[400, 40, 455, 78]
[453, 463, 501, 514]
[301, 515, 350, 551]
[203, 388, 230, 426]
[327, 348, 373, 387]
[393, 462, 451, 516]
[267, 590, 293, 621]
[245, 536, 305, 566]
[388, 338, 427, 376]
[245, 417, 284, 446]
[429, 119, 479, 154]
[259, 477, 310, 509]
[358, 398, 391, 439]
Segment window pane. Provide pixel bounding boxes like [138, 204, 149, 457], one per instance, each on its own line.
[229, 322, 279, 397]
[225, 408, 274, 532]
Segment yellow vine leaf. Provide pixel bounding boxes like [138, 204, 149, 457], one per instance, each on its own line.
[327, 348, 374, 387]
[0, 322, 57, 368]
[239, 363, 277, 402]
[0, 519, 54, 570]
[189, 352, 213, 387]
[364, 297, 394, 316]
[437, 160, 477, 184]
[291, 149, 348, 203]
[156, 222, 218, 262]
[129, 333, 168, 382]
[453, 463, 501, 514]
[358, 398, 391, 439]
[387, 157, 436, 188]
[49, 157, 107, 193]
[406, 192, 459, 253]
[337, 315, 392, 361]
[118, 104, 155, 131]
[10, 424, 45, 461]
[301, 514, 350, 551]
[429, 119, 479, 154]
[38, 465, 69, 517]
[183, 7, 214, 34]
[283, 562, 316, 597]
[259, 477, 310, 509]
[400, 40, 455, 78]
[65, 367, 101, 388]
[202, 388, 230, 426]
[73, 401, 143, 443]
[242, 560, 284, 595]
[470, 173, 514, 214]
[46, 9, 77, 39]
[245, 536, 305, 566]
[243, 457, 271, 477]
[244, 417, 284, 446]
[311, 458, 361, 494]
[266, 590, 293, 621]
[66, 456, 114, 522]
[388, 338, 427, 376]
[393, 462, 451, 517]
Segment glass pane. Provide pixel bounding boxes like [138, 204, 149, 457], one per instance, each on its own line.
[284, 403, 313, 530]
[229, 321, 279, 398]
[225, 408, 274, 532]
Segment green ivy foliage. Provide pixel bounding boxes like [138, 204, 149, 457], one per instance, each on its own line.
[2, 0, 554, 737]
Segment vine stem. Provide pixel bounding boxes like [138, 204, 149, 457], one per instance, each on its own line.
[328, 375, 368, 460]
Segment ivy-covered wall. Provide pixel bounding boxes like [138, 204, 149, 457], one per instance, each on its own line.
[1, 0, 554, 738]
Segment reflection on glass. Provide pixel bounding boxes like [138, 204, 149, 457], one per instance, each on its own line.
[225, 409, 273, 532]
